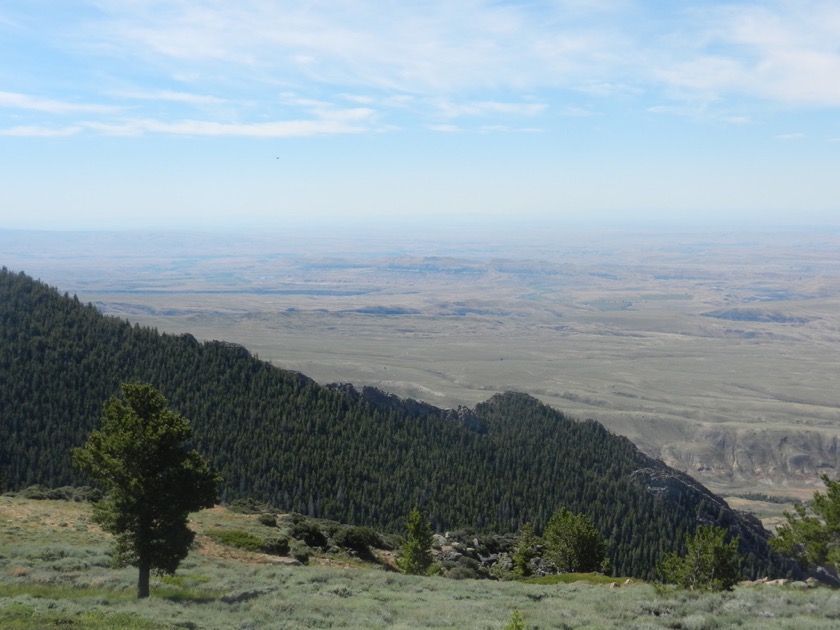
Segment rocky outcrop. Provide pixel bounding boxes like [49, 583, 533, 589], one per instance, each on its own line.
[629, 466, 777, 562]
[327, 383, 488, 433]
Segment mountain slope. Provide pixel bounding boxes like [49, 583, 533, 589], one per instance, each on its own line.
[0, 267, 792, 579]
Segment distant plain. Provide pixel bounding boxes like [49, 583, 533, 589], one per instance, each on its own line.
[4, 227, 839, 515]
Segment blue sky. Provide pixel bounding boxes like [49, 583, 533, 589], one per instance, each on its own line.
[1, 1, 839, 231]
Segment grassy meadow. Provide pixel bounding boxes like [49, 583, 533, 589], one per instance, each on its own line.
[2, 495, 840, 629]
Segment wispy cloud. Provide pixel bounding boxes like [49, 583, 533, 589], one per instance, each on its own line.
[0, 125, 82, 137]
[431, 100, 548, 119]
[4, 0, 840, 140]
[655, 3, 840, 107]
[82, 107, 379, 138]
[0, 91, 116, 114]
[775, 132, 805, 141]
[427, 123, 461, 133]
[114, 90, 228, 106]
[80, 1, 840, 107]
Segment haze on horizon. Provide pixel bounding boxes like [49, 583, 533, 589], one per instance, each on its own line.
[1, 1, 839, 232]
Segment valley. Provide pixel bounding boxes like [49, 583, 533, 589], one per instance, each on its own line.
[4, 226, 840, 511]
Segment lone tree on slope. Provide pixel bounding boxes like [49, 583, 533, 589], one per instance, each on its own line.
[73, 382, 220, 598]
[399, 507, 434, 575]
[543, 507, 607, 574]
[657, 525, 741, 591]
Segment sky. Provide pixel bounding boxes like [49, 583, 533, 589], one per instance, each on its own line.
[1, 0, 839, 232]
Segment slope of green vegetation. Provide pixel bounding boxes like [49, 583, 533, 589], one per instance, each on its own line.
[1, 497, 836, 630]
[0, 268, 792, 579]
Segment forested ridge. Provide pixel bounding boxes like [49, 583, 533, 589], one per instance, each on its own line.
[0, 268, 792, 579]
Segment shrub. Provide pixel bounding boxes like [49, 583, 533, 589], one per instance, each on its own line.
[289, 541, 310, 564]
[505, 609, 527, 630]
[257, 513, 277, 528]
[19, 485, 49, 500]
[263, 537, 290, 556]
[229, 497, 273, 514]
[289, 520, 327, 548]
[205, 529, 264, 553]
[446, 566, 477, 580]
[332, 525, 382, 553]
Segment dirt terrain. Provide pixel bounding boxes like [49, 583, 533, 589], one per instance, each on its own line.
[4, 227, 839, 507]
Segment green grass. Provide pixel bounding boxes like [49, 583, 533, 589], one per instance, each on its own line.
[524, 572, 627, 585]
[204, 528, 265, 552]
[3, 496, 840, 629]
[0, 604, 167, 630]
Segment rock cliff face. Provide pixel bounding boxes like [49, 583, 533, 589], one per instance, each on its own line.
[648, 425, 840, 497]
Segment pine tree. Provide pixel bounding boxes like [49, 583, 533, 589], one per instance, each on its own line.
[771, 474, 840, 573]
[399, 507, 434, 575]
[543, 507, 606, 573]
[513, 522, 540, 576]
[657, 525, 740, 591]
[73, 383, 220, 598]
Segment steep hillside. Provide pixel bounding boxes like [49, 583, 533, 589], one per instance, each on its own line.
[0, 268, 793, 579]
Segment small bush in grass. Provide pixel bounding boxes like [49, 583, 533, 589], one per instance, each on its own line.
[504, 609, 527, 630]
[205, 529, 264, 553]
[18, 485, 49, 500]
[446, 566, 476, 580]
[228, 497, 272, 514]
[263, 537, 290, 556]
[14, 485, 102, 502]
[377, 532, 400, 551]
[289, 541, 310, 564]
[257, 513, 277, 527]
[289, 520, 328, 548]
[332, 525, 382, 553]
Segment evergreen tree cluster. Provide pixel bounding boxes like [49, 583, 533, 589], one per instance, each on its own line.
[0, 268, 792, 579]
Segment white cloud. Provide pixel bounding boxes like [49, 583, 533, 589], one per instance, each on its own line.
[720, 115, 751, 125]
[0, 91, 115, 114]
[427, 123, 461, 133]
[655, 2, 840, 107]
[6, 0, 840, 140]
[0, 125, 82, 137]
[83, 1, 629, 94]
[80, 1, 840, 111]
[432, 100, 548, 119]
[115, 90, 228, 106]
[81, 107, 379, 137]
